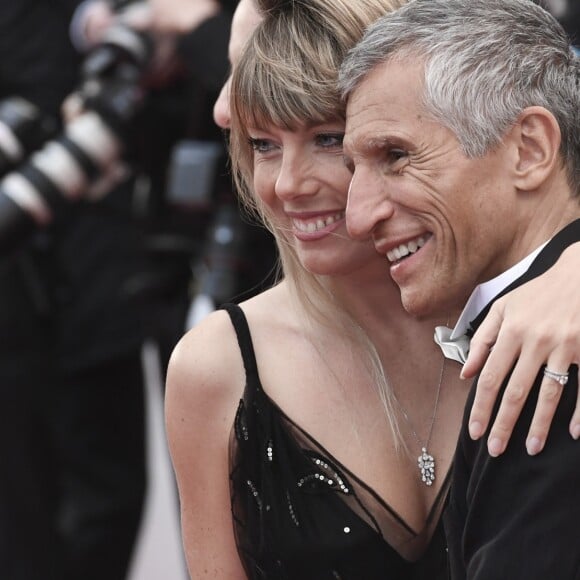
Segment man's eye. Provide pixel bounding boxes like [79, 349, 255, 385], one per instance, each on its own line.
[248, 138, 274, 153]
[387, 149, 407, 162]
[315, 133, 344, 148]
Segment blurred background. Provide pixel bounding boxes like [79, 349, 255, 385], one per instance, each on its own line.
[0, 1, 276, 578]
[0, 1, 576, 579]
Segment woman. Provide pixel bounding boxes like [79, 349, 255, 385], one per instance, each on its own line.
[166, 0, 580, 578]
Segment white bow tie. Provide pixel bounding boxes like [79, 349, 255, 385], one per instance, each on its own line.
[433, 326, 471, 365]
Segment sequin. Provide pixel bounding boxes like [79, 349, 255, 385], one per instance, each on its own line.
[286, 490, 300, 527]
[234, 401, 249, 442]
[298, 453, 351, 495]
[246, 479, 262, 510]
[266, 440, 274, 462]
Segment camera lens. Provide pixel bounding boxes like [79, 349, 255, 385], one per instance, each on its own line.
[0, 98, 57, 177]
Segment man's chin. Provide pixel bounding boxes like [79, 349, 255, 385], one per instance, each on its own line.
[400, 287, 443, 319]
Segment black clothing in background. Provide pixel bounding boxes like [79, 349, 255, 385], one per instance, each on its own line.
[445, 219, 580, 580]
[140, 0, 278, 371]
[0, 0, 147, 577]
[177, 0, 237, 92]
[0, 0, 80, 116]
[536, 0, 580, 44]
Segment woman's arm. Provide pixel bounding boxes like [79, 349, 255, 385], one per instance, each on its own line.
[463, 241, 580, 457]
[165, 311, 247, 579]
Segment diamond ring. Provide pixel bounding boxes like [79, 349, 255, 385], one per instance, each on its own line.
[543, 368, 569, 386]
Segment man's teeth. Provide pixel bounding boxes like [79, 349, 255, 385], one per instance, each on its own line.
[386, 236, 427, 262]
[293, 212, 344, 233]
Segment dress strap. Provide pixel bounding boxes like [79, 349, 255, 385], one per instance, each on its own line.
[220, 303, 259, 381]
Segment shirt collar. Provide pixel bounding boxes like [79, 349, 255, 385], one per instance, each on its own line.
[450, 241, 549, 340]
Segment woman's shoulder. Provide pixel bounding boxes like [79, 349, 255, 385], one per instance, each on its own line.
[166, 308, 243, 407]
[166, 285, 290, 404]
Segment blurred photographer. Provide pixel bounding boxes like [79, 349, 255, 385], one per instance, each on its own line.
[146, 0, 277, 339]
[74, 0, 277, 369]
[0, 1, 150, 578]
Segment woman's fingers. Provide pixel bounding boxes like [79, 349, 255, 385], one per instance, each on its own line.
[523, 356, 570, 455]
[478, 346, 541, 456]
[461, 304, 506, 380]
[569, 370, 580, 440]
[467, 302, 519, 441]
[466, 294, 580, 456]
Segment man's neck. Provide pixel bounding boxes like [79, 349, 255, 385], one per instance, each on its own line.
[451, 241, 549, 339]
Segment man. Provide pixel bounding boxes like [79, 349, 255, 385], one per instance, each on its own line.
[339, 0, 580, 577]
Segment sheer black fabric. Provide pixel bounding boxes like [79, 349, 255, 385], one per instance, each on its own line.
[222, 303, 450, 579]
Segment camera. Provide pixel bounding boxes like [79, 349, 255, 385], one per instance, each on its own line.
[0, 97, 58, 177]
[0, 0, 153, 256]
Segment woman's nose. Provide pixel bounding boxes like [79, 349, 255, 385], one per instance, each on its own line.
[274, 150, 317, 201]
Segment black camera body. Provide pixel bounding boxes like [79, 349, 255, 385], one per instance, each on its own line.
[79, 0, 153, 136]
[0, 0, 153, 256]
[0, 98, 58, 177]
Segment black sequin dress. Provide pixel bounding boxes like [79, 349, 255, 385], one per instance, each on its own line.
[222, 303, 450, 580]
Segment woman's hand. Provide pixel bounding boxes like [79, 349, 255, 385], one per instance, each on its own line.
[462, 242, 580, 457]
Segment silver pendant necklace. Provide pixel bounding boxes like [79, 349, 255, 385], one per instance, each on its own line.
[393, 355, 446, 487]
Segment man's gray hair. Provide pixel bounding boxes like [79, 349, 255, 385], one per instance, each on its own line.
[339, 0, 580, 195]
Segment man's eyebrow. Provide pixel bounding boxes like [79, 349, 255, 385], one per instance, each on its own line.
[344, 135, 402, 156]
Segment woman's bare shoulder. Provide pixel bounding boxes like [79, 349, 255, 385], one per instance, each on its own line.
[165, 308, 244, 409]
[164, 308, 252, 578]
[166, 285, 294, 420]
[165, 289, 283, 399]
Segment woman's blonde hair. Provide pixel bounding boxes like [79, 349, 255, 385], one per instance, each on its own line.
[229, 0, 408, 444]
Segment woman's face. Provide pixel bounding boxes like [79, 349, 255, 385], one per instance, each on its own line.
[249, 121, 381, 276]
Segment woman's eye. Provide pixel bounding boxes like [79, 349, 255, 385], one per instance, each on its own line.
[248, 138, 274, 153]
[315, 133, 344, 148]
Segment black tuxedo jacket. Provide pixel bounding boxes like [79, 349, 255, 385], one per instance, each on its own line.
[445, 219, 580, 579]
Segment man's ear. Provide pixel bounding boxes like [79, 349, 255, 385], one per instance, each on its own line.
[510, 106, 561, 191]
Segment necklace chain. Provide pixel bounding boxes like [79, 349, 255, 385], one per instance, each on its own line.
[392, 354, 446, 487]
[306, 313, 447, 487]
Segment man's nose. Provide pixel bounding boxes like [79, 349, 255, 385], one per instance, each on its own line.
[346, 169, 394, 240]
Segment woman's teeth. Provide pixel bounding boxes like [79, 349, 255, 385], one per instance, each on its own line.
[386, 236, 427, 263]
[293, 212, 344, 233]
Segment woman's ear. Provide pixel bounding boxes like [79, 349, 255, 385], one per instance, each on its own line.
[510, 106, 561, 192]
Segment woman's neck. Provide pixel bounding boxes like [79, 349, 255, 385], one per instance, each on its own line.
[324, 261, 447, 353]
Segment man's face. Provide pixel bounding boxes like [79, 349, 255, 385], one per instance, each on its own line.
[344, 59, 520, 316]
[213, 0, 263, 129]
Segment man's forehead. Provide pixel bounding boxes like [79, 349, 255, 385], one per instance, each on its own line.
[345, 57, 425, 110]
[343, 61, 428, 148]
[344, 100, 409, 156]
